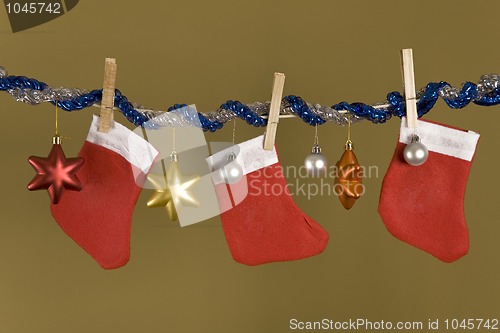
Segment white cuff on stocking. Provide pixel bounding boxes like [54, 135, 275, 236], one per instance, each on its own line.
[400, 117, 480, 161]
[86, 115, 159, 174]
[206, 135, 279, 184]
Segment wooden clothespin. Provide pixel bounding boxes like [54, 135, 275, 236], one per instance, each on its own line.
[98, 58, 117, 133]
[263, 72, 286, 150]
[400, 49, 418, 128]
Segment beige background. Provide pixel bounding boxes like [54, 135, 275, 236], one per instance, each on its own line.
[1, 1, 499, 332]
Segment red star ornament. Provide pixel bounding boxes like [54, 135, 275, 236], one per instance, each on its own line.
[27, 139, 84, 204]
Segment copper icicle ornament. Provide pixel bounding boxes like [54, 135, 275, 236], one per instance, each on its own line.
[334, 115, 363, 210]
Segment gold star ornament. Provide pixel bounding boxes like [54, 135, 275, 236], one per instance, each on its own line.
[147, 159, 200, 221]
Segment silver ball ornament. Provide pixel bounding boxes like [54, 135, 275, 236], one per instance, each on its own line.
[220, 152, 244, 184]
[404, 135, 428, 166]
[305, 145, 328, 176]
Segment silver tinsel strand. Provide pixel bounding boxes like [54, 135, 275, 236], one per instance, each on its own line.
[1, 66, 499, 127]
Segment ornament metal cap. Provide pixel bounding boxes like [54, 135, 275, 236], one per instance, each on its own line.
[311, 144, 322, 154]
[345, 139, 353, 150]
[227, 152, 237, 161]
[170, 151, 178, 162]
[410, 134, 421, 143]
[52, 135, 61, 145]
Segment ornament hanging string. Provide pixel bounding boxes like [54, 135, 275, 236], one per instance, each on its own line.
[347, 114, 350, 141]
[172, 127, 176, 155]
[232, 119, 236, 145]
[55, 102, 59, 137]
[314, 124, 319, 146]
[346, 114, 352, 147]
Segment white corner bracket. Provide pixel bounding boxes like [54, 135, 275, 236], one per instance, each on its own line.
[400, 49, 418, 129]
[99, 57, 117, 133]
[263, 72, 286, 150]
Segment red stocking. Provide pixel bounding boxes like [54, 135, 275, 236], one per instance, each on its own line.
[207, 135, 329, 266]
[379, 118, 480, 262]
[51, 116, 158, 269]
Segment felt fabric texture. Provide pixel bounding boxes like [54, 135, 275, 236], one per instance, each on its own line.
[51, 116, 158, 269]
[378, 118, 479, 263]
[208, 136, 329, 266]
